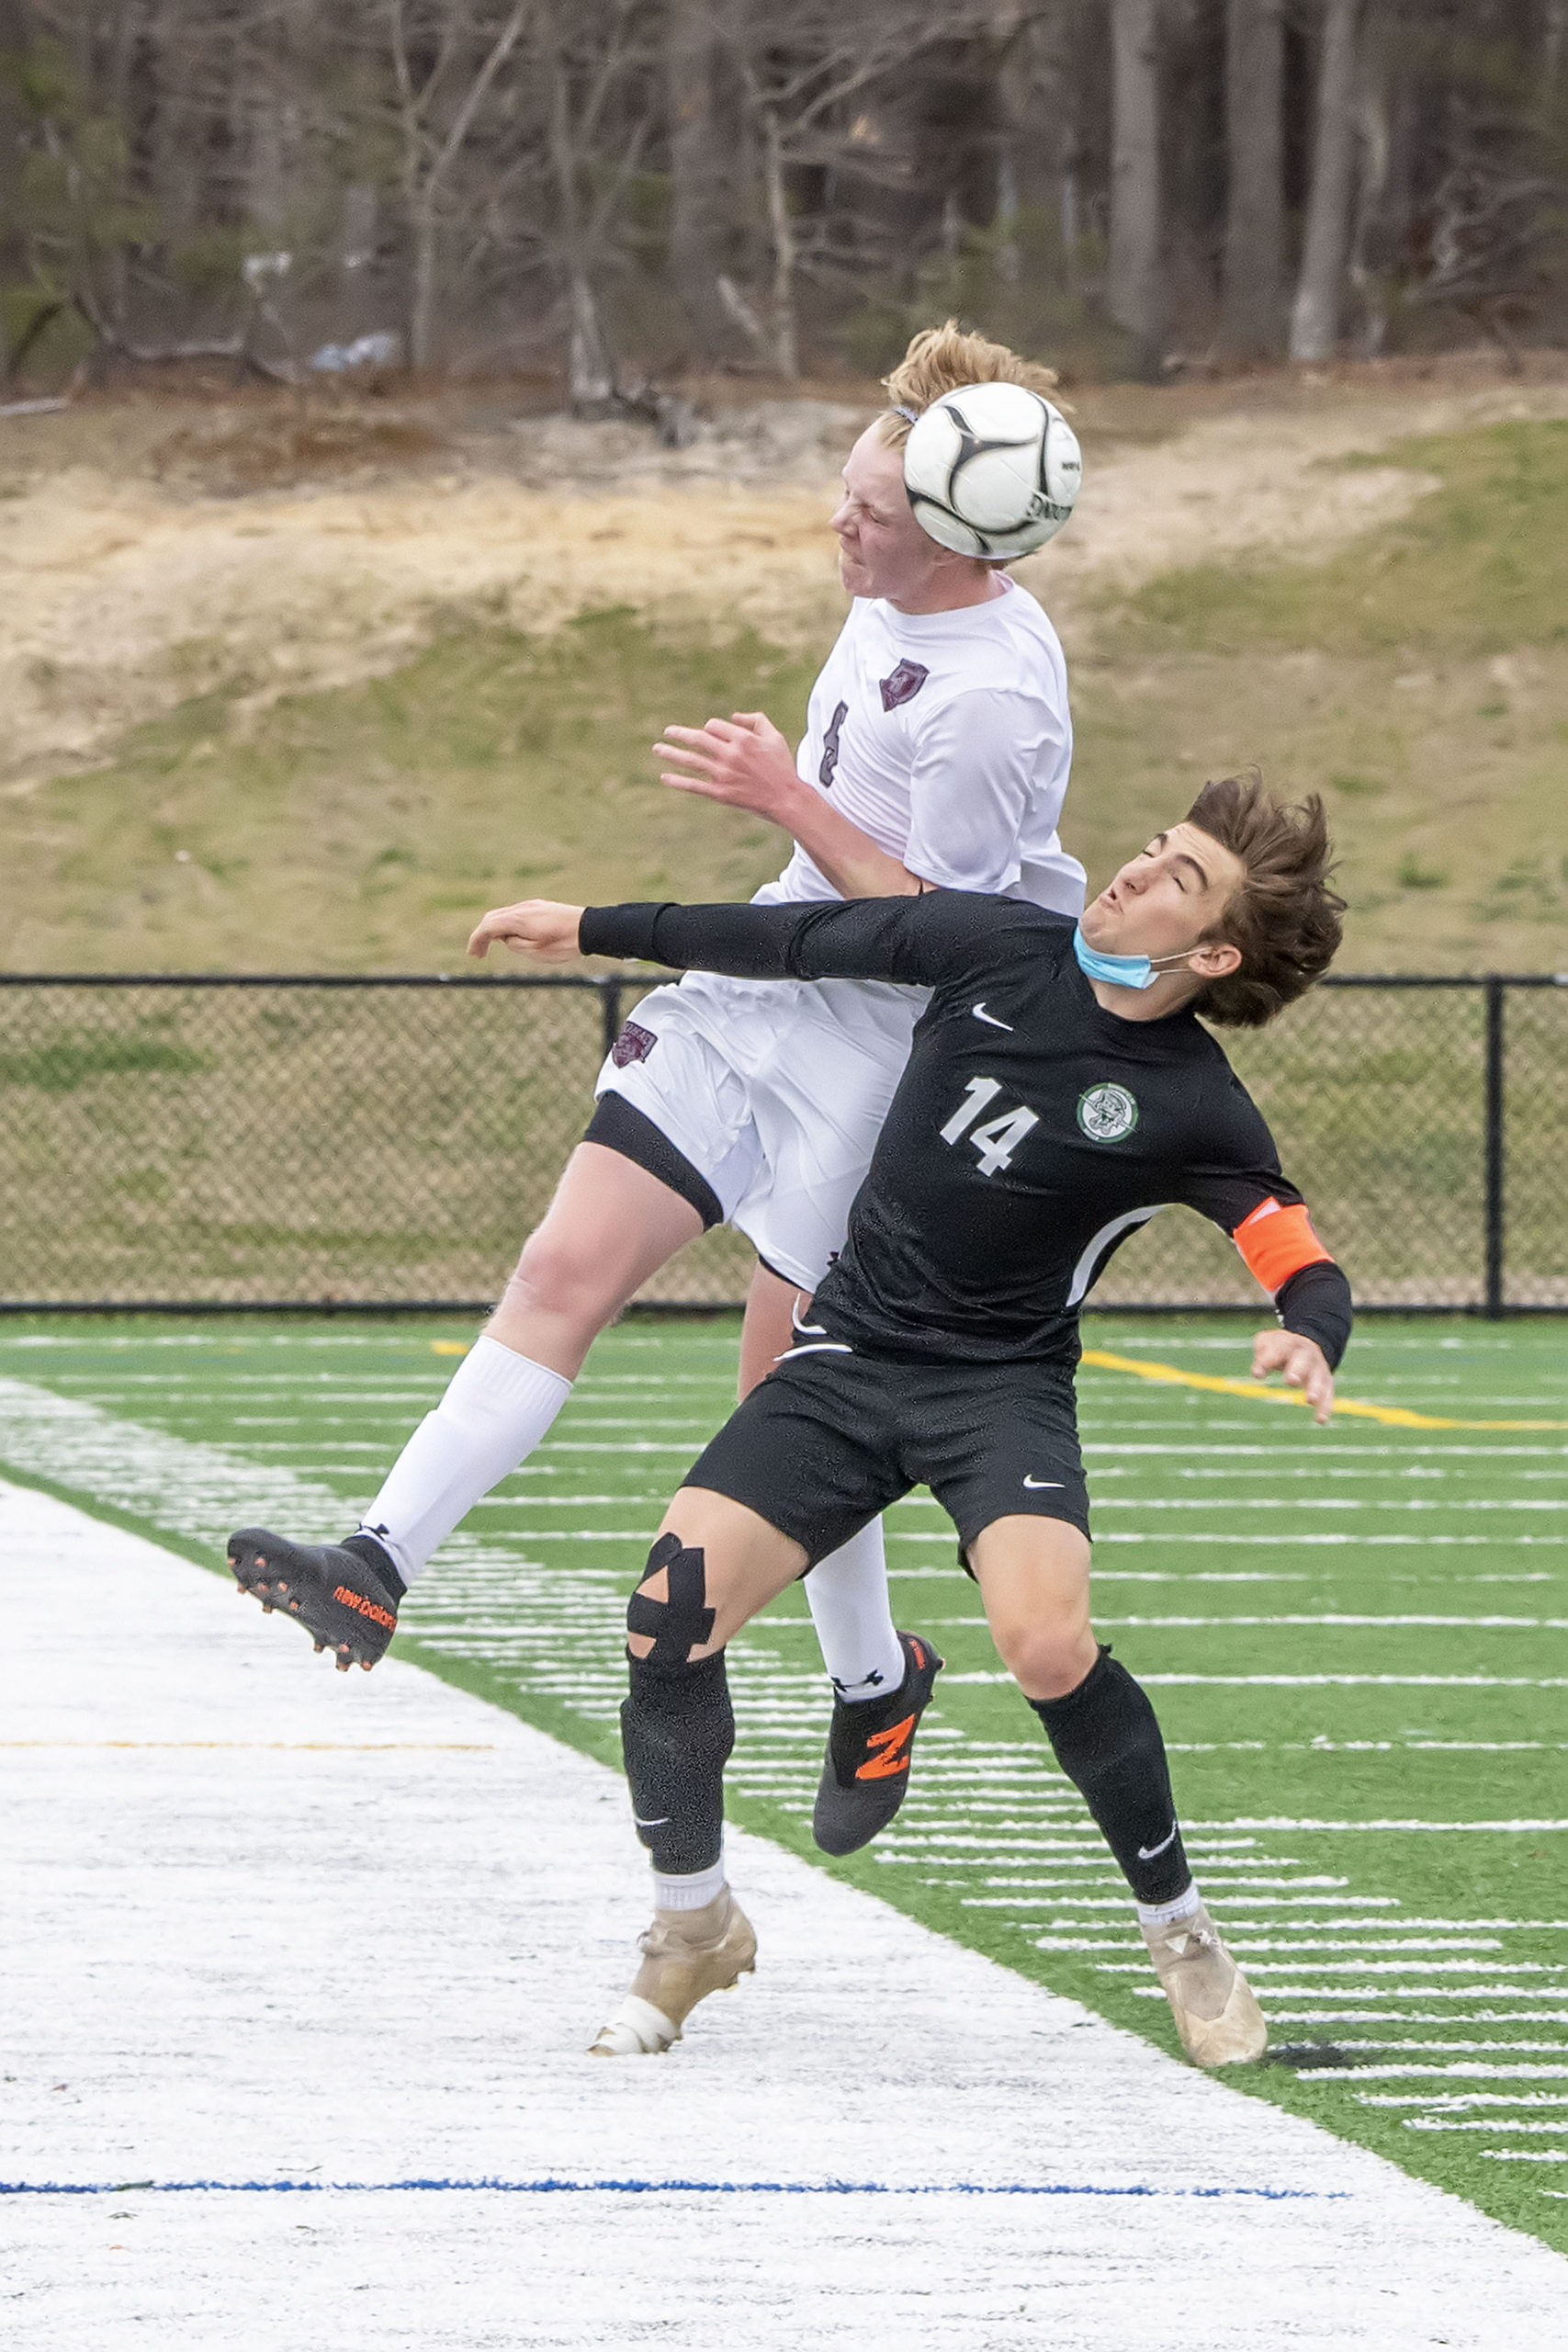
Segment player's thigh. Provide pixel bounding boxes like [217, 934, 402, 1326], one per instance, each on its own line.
[737, 1261, 801, 1398]
[633, 1486, 808, 1658]
[494, 1142, 705, 1331]
[916, 1364, 1096, 1701]
[733, 1013, 903, 1294]
[966, 1515, 1098, 1702]
[683, 1347, 908, 1573]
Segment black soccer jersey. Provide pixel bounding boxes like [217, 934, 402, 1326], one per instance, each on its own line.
[580, 892, 1352, 1370]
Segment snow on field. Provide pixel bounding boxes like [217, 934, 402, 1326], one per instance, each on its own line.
[4, 1476, 1564, 2351]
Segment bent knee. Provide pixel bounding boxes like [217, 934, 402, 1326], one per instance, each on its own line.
[995, 1619, 1097, 1703]
[506, 1223, 623, 1322]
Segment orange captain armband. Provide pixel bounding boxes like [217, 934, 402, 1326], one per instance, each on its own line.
[1233, 1197, 1335, 1296]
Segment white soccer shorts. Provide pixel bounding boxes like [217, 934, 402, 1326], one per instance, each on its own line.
[592, 969, 912, 1294]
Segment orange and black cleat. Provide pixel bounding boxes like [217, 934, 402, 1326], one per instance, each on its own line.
[812, 1632, 944, 1857]
[227, 1527, 405, 1672]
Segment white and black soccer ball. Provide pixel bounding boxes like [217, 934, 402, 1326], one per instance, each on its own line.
[903, 381, 1082, 560]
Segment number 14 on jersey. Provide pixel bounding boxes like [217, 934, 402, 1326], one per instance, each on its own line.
[940, 1077, 1040, 1176]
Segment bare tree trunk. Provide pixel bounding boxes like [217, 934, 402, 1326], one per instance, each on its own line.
[1546, 1, 1568, 88]
[1109, 0, 1163, 379]
[1290, 0, 1361, 363]
[393, 0, 535, 375]
[547, 34, 615, 408]
[409, 200, 439, 375]
[1221, 0, 1284, 359]
[1348, 44, 1390, 357]
[667, 0, 726, 357]
[567, 269, 615, 408]
[760, 104, 798, 379]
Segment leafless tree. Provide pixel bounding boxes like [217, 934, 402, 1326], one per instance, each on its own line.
[1109, 0, 1163, 377]
[1291, 0, 1363, 363]
[1, 0, 1564, 393]
[1222, 0, 1285, 359]
[389, 0, 536, 373]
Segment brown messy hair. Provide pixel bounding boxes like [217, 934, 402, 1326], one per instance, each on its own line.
[1187, 772, 1346, 1028]
[875, 321, 1061, 449]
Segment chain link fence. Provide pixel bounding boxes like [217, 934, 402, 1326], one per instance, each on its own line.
[0, 972, 1562, 1312]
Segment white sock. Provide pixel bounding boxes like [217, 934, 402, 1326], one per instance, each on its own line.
[1137, 1883, 1201, 1930]
[803, 1518, 905, 1702]
[356, 1336, 571, 1584]
[653, 1858, 728, 1912]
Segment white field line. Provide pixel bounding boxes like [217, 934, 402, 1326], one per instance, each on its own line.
[10, 1483, 1568, 2352]
[943, 1668, 1568, 1686]
[1362, 2097, 1568, 2109]
[924, 1615, 1568, 1629]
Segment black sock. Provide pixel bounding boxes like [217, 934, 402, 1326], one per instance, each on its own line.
[1030, 1646, 1191, 1905]
[620, 1647, 734, 1878]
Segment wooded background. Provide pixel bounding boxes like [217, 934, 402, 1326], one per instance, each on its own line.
[2, 1, 1565, 396]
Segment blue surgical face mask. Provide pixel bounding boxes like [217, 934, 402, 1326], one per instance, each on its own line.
[1073, 922, 1156, 989]
[1073, 922, 1195, 992]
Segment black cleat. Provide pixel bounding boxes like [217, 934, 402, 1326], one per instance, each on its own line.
[812, 1632, 944, 1857]
[228, 1528, 405, 1672]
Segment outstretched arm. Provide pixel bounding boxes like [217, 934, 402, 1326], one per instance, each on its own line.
[468, 889, 1002, 989]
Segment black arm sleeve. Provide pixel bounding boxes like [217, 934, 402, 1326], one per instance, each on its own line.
[1276, 1261, 1353, 1372]
[578, 891, 1013, 990]
[1178, 1069, 1353, 1372]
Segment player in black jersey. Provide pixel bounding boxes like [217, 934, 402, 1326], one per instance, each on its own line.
[470, 775, 1350, 2068]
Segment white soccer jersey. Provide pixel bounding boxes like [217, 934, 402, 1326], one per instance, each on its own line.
[597, 576, 1086, 1290]
[766, 581, 1082, 914]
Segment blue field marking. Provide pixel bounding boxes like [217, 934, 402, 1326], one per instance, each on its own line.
[0, 2176, 1348, 2199]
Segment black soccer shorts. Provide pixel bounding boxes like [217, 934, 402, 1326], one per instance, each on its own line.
[682, 1340, 1091, 1568]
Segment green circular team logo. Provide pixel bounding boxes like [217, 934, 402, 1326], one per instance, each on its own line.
[1077, 1082, 1139, 1143]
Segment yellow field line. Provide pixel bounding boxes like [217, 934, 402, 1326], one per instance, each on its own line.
[434, 1330, 1566, 1431]
[1079, 1348, 1568, 1432]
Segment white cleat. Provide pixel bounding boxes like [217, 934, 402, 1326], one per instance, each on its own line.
[1142, 1900, 1268, 2068]
[589, 1888, 757, 2057]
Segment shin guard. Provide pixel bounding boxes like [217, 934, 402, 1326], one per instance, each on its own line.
[620, 1649, 734, 1878]
[1031, 1646, 1191, 1905]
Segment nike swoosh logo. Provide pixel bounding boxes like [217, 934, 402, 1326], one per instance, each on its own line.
[633, 1815, 671, 1829]
[971, 1002, 1013, 1031]
[1021, 1476, 1063, 1489]
[791, 1300, 827, 1337]
[1137, 1824, 1179, 1860]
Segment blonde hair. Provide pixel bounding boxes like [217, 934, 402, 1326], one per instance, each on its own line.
[876, 321, 1062, 447]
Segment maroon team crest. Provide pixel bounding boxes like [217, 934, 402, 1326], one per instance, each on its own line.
[879, 659, 930, 712]
[611, 1019, 658, 1069]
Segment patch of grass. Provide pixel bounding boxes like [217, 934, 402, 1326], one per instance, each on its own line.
[1116, 421, 1568, 662]
[1066, 418, 1568, 972]
[1397, 854, 1449, 890]
[2, 606, 816, 975]
[0, 1034, 208, 1092]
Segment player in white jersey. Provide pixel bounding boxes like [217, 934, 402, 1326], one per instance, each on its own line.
[227, 326, 1086, 1835]
[621, 558, 1081, 1307]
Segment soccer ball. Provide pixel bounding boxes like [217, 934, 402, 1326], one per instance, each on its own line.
[903, 381, 1082, 560]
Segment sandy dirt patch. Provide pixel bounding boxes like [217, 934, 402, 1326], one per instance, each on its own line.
[2, 372, 1567, 790]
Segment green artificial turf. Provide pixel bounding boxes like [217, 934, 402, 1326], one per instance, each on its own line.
[1, 1310, 1564, 2247]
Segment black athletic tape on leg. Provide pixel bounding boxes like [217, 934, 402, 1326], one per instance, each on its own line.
[621, 1647, 733, 1875]
[626, 1531, 717, 1665]
[1030, 1645, 1192, 1906]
